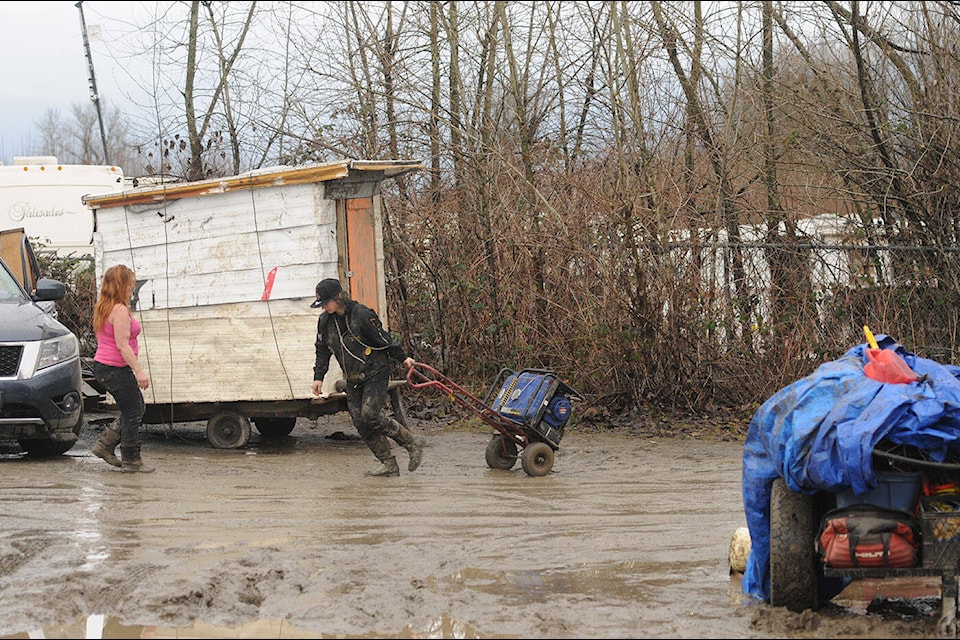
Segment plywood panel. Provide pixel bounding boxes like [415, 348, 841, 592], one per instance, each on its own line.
[0, 229, 29, 287]
[95, 183, 339, 309]
[136, 299, 342, 404]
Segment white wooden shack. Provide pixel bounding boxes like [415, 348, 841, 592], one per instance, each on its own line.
[83, 160, 421, 447]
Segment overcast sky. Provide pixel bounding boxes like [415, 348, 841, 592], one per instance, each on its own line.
[0, 1, 137, 166]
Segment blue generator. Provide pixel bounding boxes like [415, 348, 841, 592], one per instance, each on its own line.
[488, 369, 579, 448]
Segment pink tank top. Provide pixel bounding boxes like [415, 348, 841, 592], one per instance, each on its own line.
[94, 312, 141, 367]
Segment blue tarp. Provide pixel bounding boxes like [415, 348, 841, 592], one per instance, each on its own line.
[741, 334, 960, 603]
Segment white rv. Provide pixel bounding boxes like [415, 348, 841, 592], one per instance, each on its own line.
[0, 156, 124, 257]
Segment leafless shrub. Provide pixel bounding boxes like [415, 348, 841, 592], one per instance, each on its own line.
[36, 254, 98, 358]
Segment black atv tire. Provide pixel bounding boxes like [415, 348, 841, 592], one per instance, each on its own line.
[769, 477, 819, 612]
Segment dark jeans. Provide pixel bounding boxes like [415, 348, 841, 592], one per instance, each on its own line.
[345, 367, 402, 461]
[93, 361, 145, 449]
[345, 367, 391, 438]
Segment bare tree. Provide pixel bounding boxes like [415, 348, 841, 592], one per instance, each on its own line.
[32, 103, 139, 171]
[38, 1, 960, 418]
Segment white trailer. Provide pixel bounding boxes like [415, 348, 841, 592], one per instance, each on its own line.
[0, 156, 124, 257]
[83, 159, 421, 448]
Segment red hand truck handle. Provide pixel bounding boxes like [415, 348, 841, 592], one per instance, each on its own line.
[406, 361, 453, 393]
[405, 361, 531, 442]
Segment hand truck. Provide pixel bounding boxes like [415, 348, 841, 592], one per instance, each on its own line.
[406, 362, 580, 476]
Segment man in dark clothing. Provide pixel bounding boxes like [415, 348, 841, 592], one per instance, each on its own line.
[310, 278, 426, 476]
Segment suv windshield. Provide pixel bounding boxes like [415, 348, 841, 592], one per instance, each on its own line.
[0, 263, 29, 302]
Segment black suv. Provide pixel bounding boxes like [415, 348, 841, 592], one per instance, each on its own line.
[0, 255, 83, 456]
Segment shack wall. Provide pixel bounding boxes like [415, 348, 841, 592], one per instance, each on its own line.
[92, 180, 353, 405]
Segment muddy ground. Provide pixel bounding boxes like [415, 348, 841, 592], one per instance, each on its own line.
[0, 410, 949, 639]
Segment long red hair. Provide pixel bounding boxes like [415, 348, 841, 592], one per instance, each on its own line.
[93, 264, 136, 333]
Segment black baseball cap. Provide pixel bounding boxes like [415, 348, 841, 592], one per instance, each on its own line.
[310, 278, 342, 308]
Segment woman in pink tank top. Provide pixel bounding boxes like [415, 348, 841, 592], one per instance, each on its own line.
[90, 264, 154, 473]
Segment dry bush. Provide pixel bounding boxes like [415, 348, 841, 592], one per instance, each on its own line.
[36, 254, 98, 358]
[386, 178, 960, 429]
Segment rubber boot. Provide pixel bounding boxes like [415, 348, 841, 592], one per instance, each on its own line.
[364, 456, 399, 477]
[405, 434, 427, 472]
[91, 427, 121, 467]
[121, 446, 155, 474]
[384, 420, 427, 472]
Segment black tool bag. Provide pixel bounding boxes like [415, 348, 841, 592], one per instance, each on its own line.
[818, 504, 921, 568]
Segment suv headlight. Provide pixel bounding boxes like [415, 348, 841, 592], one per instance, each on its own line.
[36, 333, 79, 371]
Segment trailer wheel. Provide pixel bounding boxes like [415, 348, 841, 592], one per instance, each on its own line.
[485, 435, 518, 470]
[769, 477, 819, 612]
[206, 410, 252, 449]
[254, 417, 297, 438]
[521, 441, 554, 477]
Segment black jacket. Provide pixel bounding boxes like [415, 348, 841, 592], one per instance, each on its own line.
[313, 300, 409, 384]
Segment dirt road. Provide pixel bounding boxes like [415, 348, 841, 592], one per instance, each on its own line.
[0, 414, 946, 638]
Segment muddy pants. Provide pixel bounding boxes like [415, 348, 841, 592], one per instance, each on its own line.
[92, 361, 146, 450]
[345, 368, 416, 461]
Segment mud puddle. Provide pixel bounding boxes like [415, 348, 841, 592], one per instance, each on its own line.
[0, 415, 947, 638]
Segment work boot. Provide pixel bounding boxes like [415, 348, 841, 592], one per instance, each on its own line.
[91, 427, 121, 467]
[120, 447, 155, 474]
[405, 434, 427, 472]
[364, 456, 399, 477]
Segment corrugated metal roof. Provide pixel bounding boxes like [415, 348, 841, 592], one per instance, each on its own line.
[83, 159, 421, 209]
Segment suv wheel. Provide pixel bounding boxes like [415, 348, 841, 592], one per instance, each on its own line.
[18, 414, 83, 458]
[18, 438, 76, 457]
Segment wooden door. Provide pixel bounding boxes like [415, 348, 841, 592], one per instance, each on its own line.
[344, 197, 380, 314]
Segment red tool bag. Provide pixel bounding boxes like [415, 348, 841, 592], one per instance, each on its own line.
[818, 504, 921, 568]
